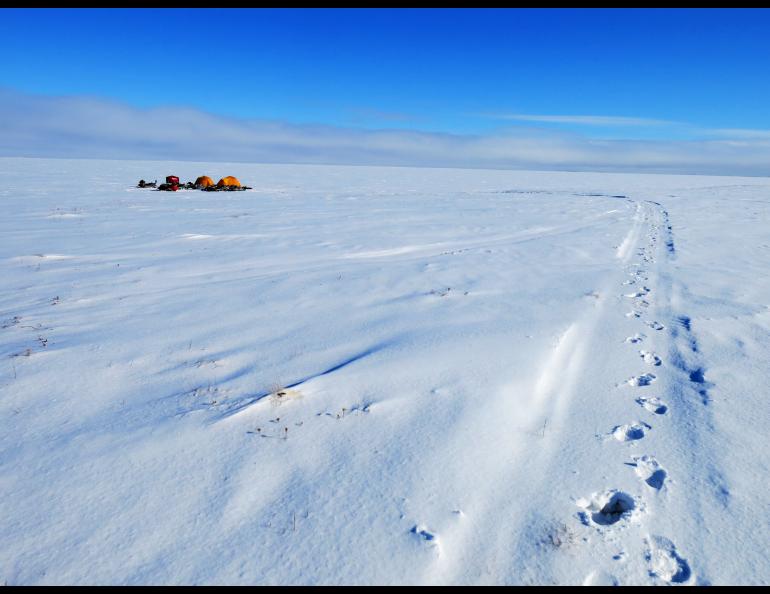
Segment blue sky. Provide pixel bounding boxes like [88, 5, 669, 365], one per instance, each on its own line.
[2, 8, 770, 173]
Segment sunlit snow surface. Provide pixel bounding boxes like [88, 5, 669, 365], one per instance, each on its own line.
[1, 158, 769, 585]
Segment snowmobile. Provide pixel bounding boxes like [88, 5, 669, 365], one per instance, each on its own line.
[137, 179, 157, 188]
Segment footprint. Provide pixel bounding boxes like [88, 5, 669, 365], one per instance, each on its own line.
[625, 310, 642, 318]
[612, 421, 651, 441]
[625, 333, 646, 344]
[629, 455, 667, 489]
[635, 396, 668, 415]
[645, 535, 691, 583]
[628, 373, 656, 387]
[411, 524, 439, 545]
[639, 350, 662, 366]
[622, 279, 636, 286]
[645, 321, 665, 331]
[576, 490, 638, 526]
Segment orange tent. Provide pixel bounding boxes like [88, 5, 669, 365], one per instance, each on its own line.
[217, 176, 241, 188]
[195, 175, 215, 188]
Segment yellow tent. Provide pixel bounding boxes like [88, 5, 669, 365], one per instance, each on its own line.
[217, 176, 241, 188]
[195, 175, 215, 188]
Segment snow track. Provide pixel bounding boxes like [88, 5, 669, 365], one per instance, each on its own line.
[412, 199, 705, 585]
[526, 198, 729, 585]
[415, 198, 713, 585]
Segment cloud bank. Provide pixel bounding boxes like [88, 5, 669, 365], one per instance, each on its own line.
[1, 88, 770, 176]
[477, 113, 677, 127]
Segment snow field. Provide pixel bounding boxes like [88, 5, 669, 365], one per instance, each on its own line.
[1, 159, 769, 584]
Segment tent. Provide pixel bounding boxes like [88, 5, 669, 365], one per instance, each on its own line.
[217, 176, 241, 188]
[195, 175, 215, 188]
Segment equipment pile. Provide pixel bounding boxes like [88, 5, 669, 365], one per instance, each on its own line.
[136, 175, 252, 192]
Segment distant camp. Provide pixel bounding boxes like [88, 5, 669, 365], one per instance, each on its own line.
[136, 175, 251, 192]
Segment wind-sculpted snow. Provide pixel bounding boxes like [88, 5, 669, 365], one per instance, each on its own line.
[0, 158, 768, 585]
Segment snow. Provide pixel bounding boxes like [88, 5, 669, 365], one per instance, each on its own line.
[1, 157, 769, 585]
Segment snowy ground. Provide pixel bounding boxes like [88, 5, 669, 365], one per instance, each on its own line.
[1, 157, 769, 585]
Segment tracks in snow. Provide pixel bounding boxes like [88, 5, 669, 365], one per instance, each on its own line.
[519, 197, 701, 585]
[419, 198, 685, 584]
[407, 196, 716, 584]
[562, 197, 714, 585]
[501, 197, 709, 584]
[560, 198, 701, 585]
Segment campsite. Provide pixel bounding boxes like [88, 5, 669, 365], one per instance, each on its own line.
[138, 175, 252, 191]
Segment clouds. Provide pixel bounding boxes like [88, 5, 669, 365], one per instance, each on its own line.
[705, 128, 770, 140]
[476, 113, 678, 127]
[1, 87, 769, 176]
